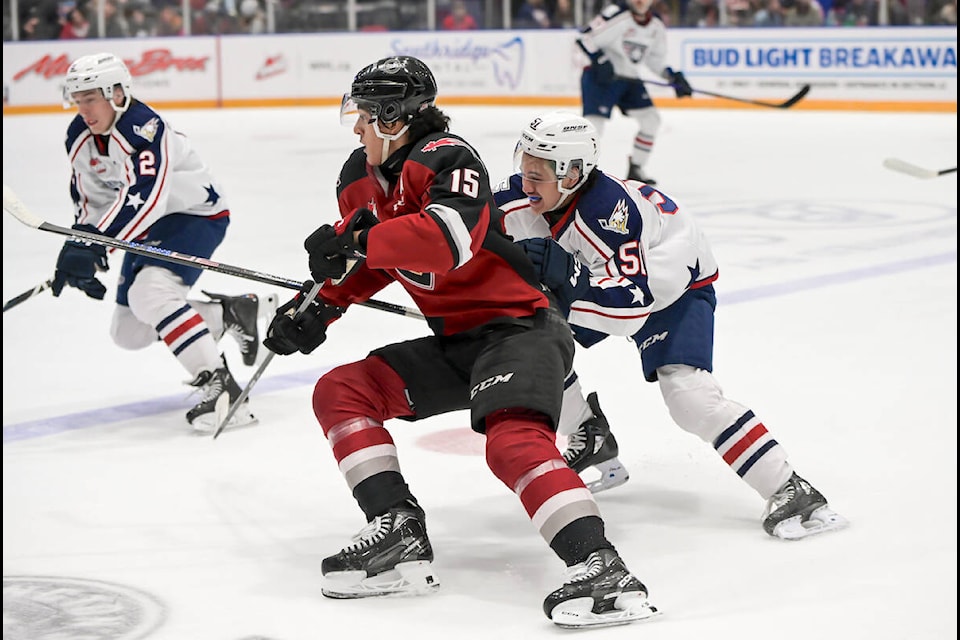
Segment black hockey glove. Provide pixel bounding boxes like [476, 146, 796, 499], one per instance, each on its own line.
[518, 238, 589, 314]
[304, 207, 379, 284]
[589, 51, 615, 85]
[665, 68, 693, 98]
[51, 224, 109, 300]
[262, 281, 344, 356]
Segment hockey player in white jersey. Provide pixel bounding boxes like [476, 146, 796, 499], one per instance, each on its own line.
[576, 0, 693, 184]
[53, 52, 267, 432]
[494, 111, 848, 540]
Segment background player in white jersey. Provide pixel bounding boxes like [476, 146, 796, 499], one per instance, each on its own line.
[576, 0, 693, 185]
[54, 52, 265, 432]
[494, 111, 848, 540]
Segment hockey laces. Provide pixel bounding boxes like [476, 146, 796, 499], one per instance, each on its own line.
[344, 513, 392, 552]
[563, 427, 589, 462]
[187, 371, 226, 405]
[764, 479, 797, 517]
[222, 297, 257, 352]
[563, 552, 607, 584]
[226, 320, 255, 356]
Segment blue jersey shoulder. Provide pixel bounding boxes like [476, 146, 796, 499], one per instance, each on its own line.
[575, 172, 643, 241]
[65, 114, 89, 151]
[114, 101, 167, 153]
[493, 173, 526, 207]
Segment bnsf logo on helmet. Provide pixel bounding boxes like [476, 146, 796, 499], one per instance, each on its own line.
[561, 125, 589, 132]
[381, 58, 404, 73]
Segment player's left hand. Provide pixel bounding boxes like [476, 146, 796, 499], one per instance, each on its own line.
[666, 68, 693, 98]
[519, 237, 576, 291]
[517, 238, 589, 314]
[262, 281, 343, 355]
[304, 207, 378, 284]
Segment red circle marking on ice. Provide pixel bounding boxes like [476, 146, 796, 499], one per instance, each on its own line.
[415, 428, 485, 456]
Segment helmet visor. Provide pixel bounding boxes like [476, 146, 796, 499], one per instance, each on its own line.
[513, 142, 560, 183]
[340, 94, 359, 126]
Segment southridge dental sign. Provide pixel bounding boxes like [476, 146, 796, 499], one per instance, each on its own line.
[682, 27, 956, 78]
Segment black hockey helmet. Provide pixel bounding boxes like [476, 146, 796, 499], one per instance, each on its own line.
[348, 56, 437, 125]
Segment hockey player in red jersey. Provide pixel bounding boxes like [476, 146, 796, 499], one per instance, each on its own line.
[261, 56, 658, 628]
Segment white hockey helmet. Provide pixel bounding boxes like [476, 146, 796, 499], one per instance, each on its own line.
[62, 52, 133, 113]
[514, 111, 599, 195]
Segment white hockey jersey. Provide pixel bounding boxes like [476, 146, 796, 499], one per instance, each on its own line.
[65, 100, 229, 241]
[495, 170, 718, 338]
[576, 3, 671, 81]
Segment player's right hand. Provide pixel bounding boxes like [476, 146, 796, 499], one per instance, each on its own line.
[591, 53, 615, 85]
[51, 224, 108, 300]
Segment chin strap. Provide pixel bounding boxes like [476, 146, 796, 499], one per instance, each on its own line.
[375, 119, 411, 162]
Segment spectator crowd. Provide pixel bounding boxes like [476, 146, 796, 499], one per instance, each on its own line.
[6, 0, 956, 41]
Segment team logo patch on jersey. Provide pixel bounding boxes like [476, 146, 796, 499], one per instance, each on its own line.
[89, 156, 108, 176]
[624, 40, 649, 65]
[133, 117, 160, 143]
[397, 268, 435, 290]
[598, 199, 631, 234]
[421, 137, 468, 153]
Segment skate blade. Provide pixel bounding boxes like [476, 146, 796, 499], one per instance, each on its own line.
[321, 561, 440, 599]
[584, 457, 630, 494]
[771, 505, 849, 540]
[190, 405, 258, 435]
[552, 595, 661, 629]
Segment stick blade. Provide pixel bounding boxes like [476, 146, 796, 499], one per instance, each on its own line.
[3, 184, 44, 228]
[211, 392, 232, 439]
[779, 84, 810, 108]
[882, 158, 939, 179]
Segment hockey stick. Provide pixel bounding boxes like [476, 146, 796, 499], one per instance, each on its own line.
[2, 184, 424, 321]
[630, 77, 811, 109]
[212, 281, 324, 439]
[3, 278, 54, 312]
[882, 158, 958, 179]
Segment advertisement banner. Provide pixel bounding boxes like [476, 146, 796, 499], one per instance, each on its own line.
[676, 26, 957, 103]
[4, 40, 220, 110]
[218, 31, 582, 103]
[3, 27, 956, 113]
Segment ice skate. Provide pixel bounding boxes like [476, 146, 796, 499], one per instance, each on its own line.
[763, 472, 848, 540]
[203, 290, 260, 366]
[185, 355, 256, 433]
[544, 548, 660, 629]
[626, 162, 657, 185]
[321, 504, 439, 599]
[563, 392, 629, 493]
